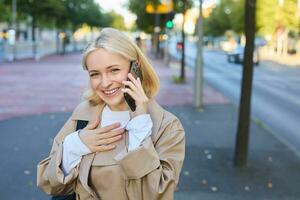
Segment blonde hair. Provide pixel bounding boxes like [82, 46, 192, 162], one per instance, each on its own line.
[82, 28, 160, 106]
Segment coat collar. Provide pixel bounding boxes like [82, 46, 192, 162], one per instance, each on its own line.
[71, 99, 164, 199]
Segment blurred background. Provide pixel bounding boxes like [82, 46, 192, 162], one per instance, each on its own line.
[0, 0, 300, 200]
[0, 0, 299, 63]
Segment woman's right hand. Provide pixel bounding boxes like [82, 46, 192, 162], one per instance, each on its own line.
[78, 119, 124, 153]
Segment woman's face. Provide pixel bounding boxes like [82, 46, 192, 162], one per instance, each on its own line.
[86, 48, 130, 111]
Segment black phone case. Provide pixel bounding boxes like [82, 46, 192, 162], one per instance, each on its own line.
[124, 61, 143, 111]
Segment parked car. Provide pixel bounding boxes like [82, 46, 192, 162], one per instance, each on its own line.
[227, 44, 259, 65]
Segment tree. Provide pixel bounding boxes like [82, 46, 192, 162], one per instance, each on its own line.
[128, 0, 193, 81]
[0, 0, 10, 23]
[16, 0, 64, 57]
[55, 0, 111, 52]
[17, 0, 64, 39]
[203, 0, 244, 36]
[107, 11, 126, 30]
[128, 0, 157, 33]
[257, 0, 298, 36]
[234, 0, 256, 167]
[175, 0, 193, 81]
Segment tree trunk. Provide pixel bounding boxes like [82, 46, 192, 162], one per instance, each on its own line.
[180, 10, 186, 81]
[72, 26, 77, 52]
[234, 0, 256, 167]
[31, 15, 37, 59]
[55, 21, 60, 55]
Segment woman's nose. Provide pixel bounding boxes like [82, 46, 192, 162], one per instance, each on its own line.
[100, 75, 112, 88]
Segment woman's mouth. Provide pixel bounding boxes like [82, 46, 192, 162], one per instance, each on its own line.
[102, 88, 120, 96]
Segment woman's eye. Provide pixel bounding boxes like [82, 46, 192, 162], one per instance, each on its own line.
[111, 69, 120, 73]
[90, 73, 99, 77]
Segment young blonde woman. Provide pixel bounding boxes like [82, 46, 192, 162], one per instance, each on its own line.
[37, 28, 185, 200]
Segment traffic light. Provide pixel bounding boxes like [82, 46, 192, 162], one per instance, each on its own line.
[166, 20, 174, 29]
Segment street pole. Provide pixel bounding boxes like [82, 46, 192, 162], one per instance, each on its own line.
[12, 0, 17, 61]
[155, 13, 161, 58]
[194, 0, 204, 111]
[180, 10, 186, 81]
[234, 0, 256, 167]
[298, 0, 300, 55]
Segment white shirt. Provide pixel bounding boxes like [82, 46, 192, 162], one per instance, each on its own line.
[62, 105, 153, 174]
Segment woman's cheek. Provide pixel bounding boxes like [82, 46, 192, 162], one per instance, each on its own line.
[118, 72, 128, 81]
[90, 79, 99, 90]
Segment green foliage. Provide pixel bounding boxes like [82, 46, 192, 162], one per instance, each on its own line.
[1, 0, 113, 31]
[173, 0, 194, 14]
[0, 0, 11, 23]
[204, 0, 299, 38]
[203, 0, 244, 36]
[58, 0, 110, 30]
[257, 0, 298, 36]
[107, 11, 126, 30]
[128, 0, 193, 33]
[15, 0, 65, 29]
[128, 0, 154, 33]
[172, 75, 185, 84]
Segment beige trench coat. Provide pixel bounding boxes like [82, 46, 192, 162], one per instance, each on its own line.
[37, 100, 185, 200]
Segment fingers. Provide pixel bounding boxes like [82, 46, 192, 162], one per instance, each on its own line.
[97, 134, 123, 146]
[121, 87, 139, 100]
[93, 122, 121, 134]
[123, 73, 147, 99]
[136, 77, 144, 91]
[85, 119, 100, 130]
[127, 73, 140, 87]
[94, 144, 116, 152]
[97, 128, 125, 140]
[93, 129, 125, 152]
[122, 80, 138, 92]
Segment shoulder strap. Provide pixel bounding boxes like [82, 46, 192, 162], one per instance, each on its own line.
[51, 120, 89, 200]
[76, 120, 89, 131]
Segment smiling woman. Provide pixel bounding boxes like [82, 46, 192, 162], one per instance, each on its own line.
[37, 28, 185, 200]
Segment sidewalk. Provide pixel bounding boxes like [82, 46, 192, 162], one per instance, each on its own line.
[0, 52, 299, 200]
[149, 53, 300, 200]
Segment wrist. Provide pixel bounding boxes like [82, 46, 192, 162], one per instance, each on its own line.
[131, 108, 147, 118]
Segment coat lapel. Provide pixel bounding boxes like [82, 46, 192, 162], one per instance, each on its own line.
[70, 99, 164, 198]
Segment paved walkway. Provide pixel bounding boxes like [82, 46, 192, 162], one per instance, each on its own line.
[0, 52, 228, 121]
[0, 52, 299, 200]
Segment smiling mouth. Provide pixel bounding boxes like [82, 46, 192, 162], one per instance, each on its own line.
[103, 88, 120, 96]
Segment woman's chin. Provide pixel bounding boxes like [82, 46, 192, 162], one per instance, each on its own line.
[100, 94, 127, 110]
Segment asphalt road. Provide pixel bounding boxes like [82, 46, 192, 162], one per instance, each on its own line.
[169, 38, 300, 155]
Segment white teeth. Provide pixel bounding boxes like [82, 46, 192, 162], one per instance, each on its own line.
[103, 88, 119, 95]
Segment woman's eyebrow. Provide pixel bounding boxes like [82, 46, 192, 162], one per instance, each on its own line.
[88, 69, 98, 73]
[106, 64, 120, 69]
[88, 64, 121, 73]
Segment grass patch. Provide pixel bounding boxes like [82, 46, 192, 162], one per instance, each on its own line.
[254, 119, 265, 129]
[172, 75, 185, 84]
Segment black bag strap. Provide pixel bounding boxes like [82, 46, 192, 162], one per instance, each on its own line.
[51, 120, 89, 200]
[76, 120, 89, 131]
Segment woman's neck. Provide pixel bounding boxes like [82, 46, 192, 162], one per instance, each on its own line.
[107, 102, 129, 112]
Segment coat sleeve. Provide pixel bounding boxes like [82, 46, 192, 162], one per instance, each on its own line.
[37, 117, 79, 195]
[114, 116, 185, 200]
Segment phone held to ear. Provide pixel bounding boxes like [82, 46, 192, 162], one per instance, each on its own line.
[124, 61, 143, 111]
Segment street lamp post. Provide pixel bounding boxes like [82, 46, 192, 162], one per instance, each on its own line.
[298, 0, 300, 51]
[194, 0, 204, 110]
[12, 0, 17, 61]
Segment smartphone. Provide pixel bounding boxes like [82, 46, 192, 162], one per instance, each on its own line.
[124, 60, 143, 111]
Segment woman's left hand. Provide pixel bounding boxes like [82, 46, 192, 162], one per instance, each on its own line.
[122, 73, 149, 118]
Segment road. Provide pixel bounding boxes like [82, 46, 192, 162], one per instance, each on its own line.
[169, 38, 300, 154]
